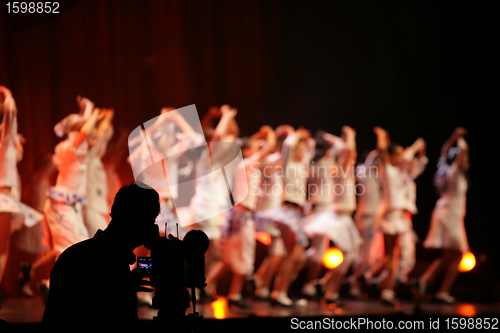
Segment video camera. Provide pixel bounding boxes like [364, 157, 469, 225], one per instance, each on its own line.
[139, 228, 209, 332]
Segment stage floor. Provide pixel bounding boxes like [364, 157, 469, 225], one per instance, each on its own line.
[1, 296, 500, 324]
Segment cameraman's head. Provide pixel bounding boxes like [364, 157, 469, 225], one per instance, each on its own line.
[107, 182, 160, 250]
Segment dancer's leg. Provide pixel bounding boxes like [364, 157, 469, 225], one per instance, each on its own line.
[380, 234, 400, 301]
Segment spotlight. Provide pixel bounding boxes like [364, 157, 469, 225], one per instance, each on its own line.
[458, 251, 476, 272]
[323, 247, 343, 269]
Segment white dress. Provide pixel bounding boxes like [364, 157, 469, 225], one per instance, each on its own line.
[186, 142, 236, 240]
[303, 157, 362, 254]
[221, 155, 261, 275]
[377, 162, 408, 235]
[254, 133, 312, 247]
[354, 163, 381, 231]
[45, 131, 89, 254]
[255, 152, 283, 213]
[424, 164, 468, 253]
[399, 156, 427, 281]
[0, 106, 42, 230]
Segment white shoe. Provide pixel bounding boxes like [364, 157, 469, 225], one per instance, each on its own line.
[255, 288, 270, 299]
[270, 291, 293, 307]
[435, 292, 458, 304]
[301, 283, 316, 297]
[21, 285, 35, 297]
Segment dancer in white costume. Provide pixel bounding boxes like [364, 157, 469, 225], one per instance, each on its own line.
[252, 125, 293, 300]
[299, 131, 338, 298]
[205, 125, 275, 308]
[45, 97, 101, 257]
[419, 128, 469, 304]
[302, 126, 362, 306]
[349, 149, 381, 296]
[0, 86, 43, 295]
[398, 138, 427, 284]
[128, 107, 204, 306]
[186, 105, 239, 300]
[369, 126, 406, 306]
[83, 108, 114, 237]
[0, 86, 24, 291]
[255, 128, 314, 307]
[128, 107, 204, 239]
[18, 155, 55, 296]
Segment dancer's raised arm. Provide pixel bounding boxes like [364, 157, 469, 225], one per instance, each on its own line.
[0, 86, 17, 143]
[338, 125, 357, 170]
[374, 126, 390, 165]
[95, 108, 114, 138]
[454, 136, 469, 172]
[440, 127, 466, 161]
[73, 106, 100, 149]
[401, 137, 426, 171]
[211, 104, 237, 142]
[249, 125, 276, 163]
[281, 127, 308, 167]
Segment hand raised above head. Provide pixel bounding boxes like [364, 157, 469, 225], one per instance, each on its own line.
[454, 127, 467, 137]
[161, 107, 176, 114]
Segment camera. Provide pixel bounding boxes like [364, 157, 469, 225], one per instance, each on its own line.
[142, 228, 209, 332]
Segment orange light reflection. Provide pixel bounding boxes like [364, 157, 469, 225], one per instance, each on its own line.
[211, 298, 227, 320]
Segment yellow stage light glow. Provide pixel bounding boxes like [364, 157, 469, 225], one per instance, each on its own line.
[458, 251, 476, 272]
[211, 298, 227, 320]
[323, 248, 343, 269]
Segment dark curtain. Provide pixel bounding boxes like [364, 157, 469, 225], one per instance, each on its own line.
[0, 0, 283, 183]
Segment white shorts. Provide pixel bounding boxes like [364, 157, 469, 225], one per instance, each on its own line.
[302, 211, 362, 253]
[378, 210, 408, 235]
[221, 209, 255, 275]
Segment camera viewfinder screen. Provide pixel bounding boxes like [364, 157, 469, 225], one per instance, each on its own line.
[138, 258, 152, 270]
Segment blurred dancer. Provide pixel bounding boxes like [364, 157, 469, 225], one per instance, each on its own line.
[399, 138, 427, 284]
[368, 126, 406, 306]
[0, 86, 24, 295]
[299, 131, 338, 299]
[349, 149, 381, 297]
[255, 128, 314, 306]
[18, 155, 55, 296]
[419, 128, 469, 304]
[252, 125, 293, 300]
[303, 126, 361, 306]
[83, 108, 114, 237]
[129, 107, 204, 238]
[205, 126, 275, 308]
[128, 107, 204, 305]
[37, 97, 101, 300]
[187, 105, 238, 300]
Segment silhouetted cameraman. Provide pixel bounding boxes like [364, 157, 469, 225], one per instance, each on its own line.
[42, 182, 160, 331]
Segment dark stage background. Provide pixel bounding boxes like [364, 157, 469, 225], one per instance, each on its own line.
[0, 1, 498, 300]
